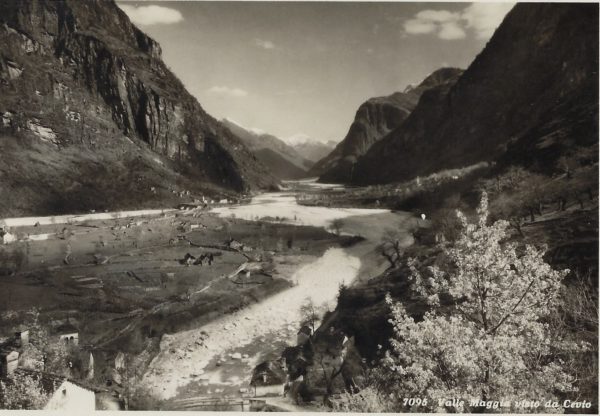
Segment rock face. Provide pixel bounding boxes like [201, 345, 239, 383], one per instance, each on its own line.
[0, 0, 277, 216]
[221, 119, 311, 180]
[309, 68, 463, 183]
[351, 3, 598, 185]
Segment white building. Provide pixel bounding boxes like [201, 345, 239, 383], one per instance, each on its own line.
[44, 379, 96, 412]
[53, 323, 79, 346]
[250, 360, 287, 397]
[0, 350, 19, 376]
[3, 369, 98, 411]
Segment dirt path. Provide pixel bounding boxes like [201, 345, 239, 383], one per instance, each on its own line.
[1, 208, 174, 227]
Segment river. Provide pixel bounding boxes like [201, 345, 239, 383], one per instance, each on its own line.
[140, 185, 417, 406]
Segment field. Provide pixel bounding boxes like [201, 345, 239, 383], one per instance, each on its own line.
[0, 206, 352, 395]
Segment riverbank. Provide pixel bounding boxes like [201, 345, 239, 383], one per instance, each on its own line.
[140, 196, 418, 405]
[0, 188, 421, 410]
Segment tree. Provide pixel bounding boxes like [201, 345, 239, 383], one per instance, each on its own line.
[550, 268, 599, 407]
[569, 165, 597, 209]
[481, 166, 529, 194]
[22, 310, 73, 377]
[307, 328, 351, 406]
[484, 168, 552, 224]
[377, 229, 405, 269]
[556, 144, 598, 180]
[329, 219, 344, 236]
[299, 298, 323, 335]
[376, 193, 580, 412]
[0, 372, 50, 409]
[431, 194, 470, 242]
[490, 191, 527, 237]
[315, 347, 346, 406]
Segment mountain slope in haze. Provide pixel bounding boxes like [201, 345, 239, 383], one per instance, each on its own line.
[291, 139, 336, 167]
[309, 68, 463, 183]
[352, 3, 598, 185]
[252, 148, 307, 180]
[221, 118, 311, 179]
[0, 0, 277, 216]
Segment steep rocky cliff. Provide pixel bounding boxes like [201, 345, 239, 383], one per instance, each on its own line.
[351, 3, 598, 185]
[0, 0, 277, 216]
[310, 68, 463, 183]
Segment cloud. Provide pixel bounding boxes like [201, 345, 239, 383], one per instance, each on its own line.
[404, 8, 462, 39]
[404, 18, 437, 35]
[118, 4, 183, 26]
[438, 22, 467, 40]
[207, 86, 248, 98]
[403, 3, 514, 41]
[416, 9, 461, 23]
[253, 38, 276, 50]
[462, 3, 515, 39]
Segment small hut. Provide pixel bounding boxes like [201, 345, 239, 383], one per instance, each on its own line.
[250, 360, 287, 397]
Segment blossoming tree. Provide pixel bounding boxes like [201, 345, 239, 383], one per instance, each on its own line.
[379, 192, 581, 412]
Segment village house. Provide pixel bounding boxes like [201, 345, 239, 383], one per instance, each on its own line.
[226, 238, 254, 252]
[0, 328, 28, 377]
[297, 325, 313, 345]
[1, 225, 16, 244]
[53, 323, 79, 346]
[250, 360, 287, 397]
[2, 368, 97, 411]
[42, 375, 97, 411]
[0, 350, 19, 376]
[0, 326, 120, 410]
[1, 341, 118, 410]
[14, 329, 29, 348]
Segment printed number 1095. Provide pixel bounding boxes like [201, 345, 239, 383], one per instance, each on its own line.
[403, 398, 428, 406]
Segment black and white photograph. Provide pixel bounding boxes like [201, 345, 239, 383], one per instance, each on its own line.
[0, 0, 598, 413]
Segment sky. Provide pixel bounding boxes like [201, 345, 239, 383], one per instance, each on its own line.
[117, 1, 514, 144]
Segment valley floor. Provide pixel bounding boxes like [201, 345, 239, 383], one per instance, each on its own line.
[0, 193, 418, 410]
[0, 203, 353, 398]
[143, 210, 416, 406]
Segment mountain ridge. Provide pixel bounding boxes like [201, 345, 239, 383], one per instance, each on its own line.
[221, 118, 312, 179]
[310, 67, 463, 182]
[0, 0, 277, 216]
[351, 3, 598, 185]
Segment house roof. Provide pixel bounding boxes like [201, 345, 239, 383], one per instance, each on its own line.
[5, 369, 63, 398]
[10, 368, 101, 393]
[14, 325, 29, 334]
[316, 327, 346, 346]
[250, 361, 286, 386]
[297, 325, 312, 336]
[0, 338, 18, 351]
[52, 323, 78, 335]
